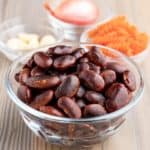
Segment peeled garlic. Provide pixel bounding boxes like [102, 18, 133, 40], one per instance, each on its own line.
[28, 38, 40, 49]
[6, 33, 56, 51]
[40, 35, 56, 46]
[18, 33, 39, 44]
[7, 38, 28, 50]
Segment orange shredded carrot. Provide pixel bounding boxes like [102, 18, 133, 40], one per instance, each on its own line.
[88, 16, 149, 56]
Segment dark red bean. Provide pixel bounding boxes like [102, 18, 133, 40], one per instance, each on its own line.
[77, 63, 89, 72]
[40, 106, 64, 117]
[25, 75, 60, 89]
[106, 61, 127, 73]
[26, 57, 34, 68]
[88, 63, 101, 74]
[31, 66, 44, 77]
[84, 104, 107, 117]
[55, 75, 80, 98]
[48, 45, 76, 55]
[101, 69, 116, 85]
[87, 46, 106, 67]
[73, 48, 86, 59]
[79, 70, 105, 92]
[19, 68, 30, 84]
[53, 55, 76, 70]
[84, 91, 105, 105]
[34, 52, 53, 69]
[105, 83, 130, 112]
[30, 90, 53, 109]
[122, 70, 136, 91]
[105, 83, 129, 101]
[58, 96, 82, 118]
[79, 57, 89, 63]
[105, 97, 131, 113]
[17, 85, 32, 103]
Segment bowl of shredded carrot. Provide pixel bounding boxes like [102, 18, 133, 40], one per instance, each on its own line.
[81, 16, 149, 63]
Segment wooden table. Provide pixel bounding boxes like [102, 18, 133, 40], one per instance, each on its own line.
[0, 0, 150, 149]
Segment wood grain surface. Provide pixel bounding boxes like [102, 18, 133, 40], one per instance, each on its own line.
[0, 0, 150, 150]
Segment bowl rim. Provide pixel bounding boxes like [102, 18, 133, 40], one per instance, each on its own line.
[5, 42, 144, 123]
[0, 17, 64, 60]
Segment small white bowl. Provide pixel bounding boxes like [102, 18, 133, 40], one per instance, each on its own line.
[80, 18, 150, 64]
[0, 17, 64, 61]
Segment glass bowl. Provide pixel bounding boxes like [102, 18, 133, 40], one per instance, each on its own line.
[5, 42, 144, 147]
[45, 0, 113, 41]
[0, 17, 64, 61]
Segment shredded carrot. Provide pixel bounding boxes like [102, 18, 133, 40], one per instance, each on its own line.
[88, 16, 149, 56]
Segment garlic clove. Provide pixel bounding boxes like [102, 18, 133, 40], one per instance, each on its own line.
[40, 35, 56, 46]
[18, 33, 39, 43]
[7, 38, 28, 50]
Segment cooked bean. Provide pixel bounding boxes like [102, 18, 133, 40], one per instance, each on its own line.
[55, 75, 80, 98]
[106, 61, 127, 73]
[26, 57, 34, 68]
[25, 75, 60, 89]
[105, 83, 129, 100]
[58, 96, 81, 118]
[122, 70, 136, 91]
[79, 57, 89, 63]
[87, 46, 106, 67]
[88, 63, 101, 74]
[105, 83, 130, 112]
[105, 97, 131, 113]
[31, 66, 44, 77]
[101, 69, 116, 85]
[85, 91, 105, 105]
[19, 68, 30, 84]
[34, 52, 53, 69]
[17, 85, 32, 103]
[84, 104, 107, 117]
[73, 48, 86, 59]
[79, 70, 105, 92]
[53, 55, 76, 70]
[40, 106, 64, 117]
[30, 90, 53, 109]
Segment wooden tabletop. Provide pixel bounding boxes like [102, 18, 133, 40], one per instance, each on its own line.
[0, 0, 150, 150]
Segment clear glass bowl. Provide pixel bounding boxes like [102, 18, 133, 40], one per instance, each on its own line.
[45, 0, 113, 41]
[0, 17, 64, 61]
[5, 42, 144, 147]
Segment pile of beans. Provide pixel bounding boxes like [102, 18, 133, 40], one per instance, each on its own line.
[15, 45, 136, 119]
